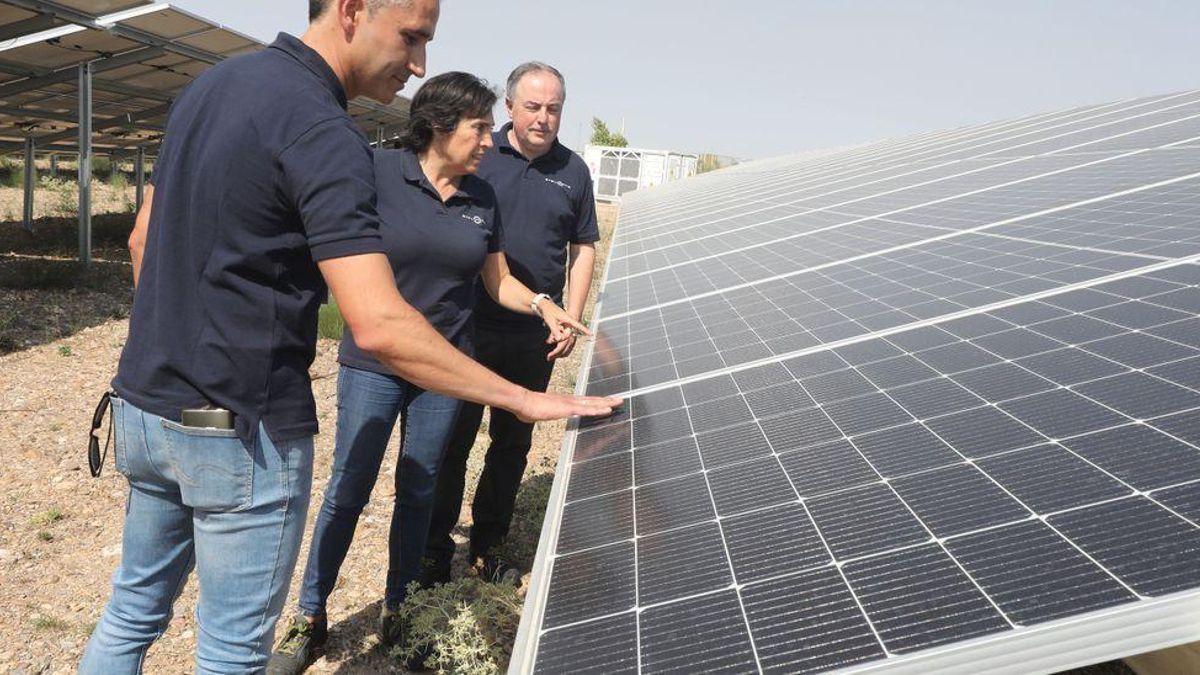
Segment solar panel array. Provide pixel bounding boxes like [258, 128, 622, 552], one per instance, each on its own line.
[512, 90, 1200, 674]
[0, 0, 410, 153]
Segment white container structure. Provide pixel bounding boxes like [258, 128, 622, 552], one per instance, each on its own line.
[583, 144, 698, 201]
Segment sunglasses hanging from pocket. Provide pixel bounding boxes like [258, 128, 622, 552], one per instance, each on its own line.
[88, 391, 113, 477]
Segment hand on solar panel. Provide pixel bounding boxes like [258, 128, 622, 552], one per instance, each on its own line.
[514, 389, 623, 422]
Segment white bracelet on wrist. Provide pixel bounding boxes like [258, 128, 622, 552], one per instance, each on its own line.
[530, 293, 552, 317]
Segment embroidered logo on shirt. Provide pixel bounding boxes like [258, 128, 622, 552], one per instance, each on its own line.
[544, 178, 572, 191]
[462, 214, 485, 226]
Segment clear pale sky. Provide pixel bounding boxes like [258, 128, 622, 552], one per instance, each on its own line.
[171, 0, 1200, 160]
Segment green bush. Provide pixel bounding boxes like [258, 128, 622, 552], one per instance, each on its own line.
[91, 156, 112, 180]
[1, 161, 22, 188]
[110, 171, 128, 191]
[318, 302, 344, 340]
[39, 175, 77, 217]
[396, 578, 523, 675]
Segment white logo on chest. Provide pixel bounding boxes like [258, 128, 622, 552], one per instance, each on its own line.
[544, 178, 572, 191]
[462, 214, 485, 226]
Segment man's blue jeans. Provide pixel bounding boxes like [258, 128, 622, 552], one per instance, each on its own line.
[79, 397, 314, 674]
[298, 365, 461, 615]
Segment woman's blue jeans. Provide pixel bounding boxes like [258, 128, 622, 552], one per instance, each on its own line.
[297, 365, 462, 615]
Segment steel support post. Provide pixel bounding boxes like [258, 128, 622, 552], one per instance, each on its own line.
[135, 145, 145, 212]
[22, 137, 34, 232]
[78, 62, 92, 264]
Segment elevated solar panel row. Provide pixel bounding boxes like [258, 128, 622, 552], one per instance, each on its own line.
[0, 1, 410, 153]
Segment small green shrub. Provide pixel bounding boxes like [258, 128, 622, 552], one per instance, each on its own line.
[91, 156, 112, 180]
[57, 344, 72, 357]
[318, 302, 345, 341]
[0, 156, 23, 187]
[31, 507, 64, 527]
[39, 175, 77, 217]
[37, 530, 54, 542]
[110, 171, 128, 191]
[31, 615, 70, 631]
[396, 578, 523, 675]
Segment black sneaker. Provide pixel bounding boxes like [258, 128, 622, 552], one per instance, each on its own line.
[480, 553, 522, 585]
[379, 604, 432, 670]
[267, 614, 327, 675]
[417, 551, 452, 587]
[404, 640, 434, 672]
[378, 604, 406, 649]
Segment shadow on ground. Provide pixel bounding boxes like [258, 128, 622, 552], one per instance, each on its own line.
[0, 215, 134, 354]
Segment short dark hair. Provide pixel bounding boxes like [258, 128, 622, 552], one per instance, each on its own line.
[308, 0, 327, 21]
[309, 0, 413, 22]
[399, 72, 497, 153]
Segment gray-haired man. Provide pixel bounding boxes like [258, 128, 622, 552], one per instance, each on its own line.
[426, 62, 600, 583]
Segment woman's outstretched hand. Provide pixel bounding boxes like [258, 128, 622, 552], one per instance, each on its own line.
[539, 300, 590, 361]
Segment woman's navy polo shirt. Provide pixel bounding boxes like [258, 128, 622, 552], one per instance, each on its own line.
[338, 148, 503, 375]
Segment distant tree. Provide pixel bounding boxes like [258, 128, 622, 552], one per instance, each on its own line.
[590, 117, 628, 147]
[696, 153, 739, 174]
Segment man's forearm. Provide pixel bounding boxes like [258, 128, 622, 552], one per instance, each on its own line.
[367, 294, 530, 409]
[566, 243, 596, 319]
[320, 254, 528, 412]
[129, 185, 153, 288]
[483, 252, 543, 316]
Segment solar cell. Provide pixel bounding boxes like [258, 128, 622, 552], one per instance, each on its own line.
[516, 91, 1200, 674]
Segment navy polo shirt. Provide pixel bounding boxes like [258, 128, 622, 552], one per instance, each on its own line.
[113, 33, 386, 442]
[473, 123, 599, 333]
[339, 148, 503, 374]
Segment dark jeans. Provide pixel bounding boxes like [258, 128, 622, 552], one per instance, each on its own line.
[428, 327, 556, 561]
[297, 365, 461, 615]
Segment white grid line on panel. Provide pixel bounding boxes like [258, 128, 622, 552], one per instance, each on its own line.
[600, 164, 1200, 324]
[532, 276, 1200, 670]
[608, 127, 1200, 290]
[614, 93, 1200, 255]
[613, 93, 1187, 244]
[605, 253, 1200, 400]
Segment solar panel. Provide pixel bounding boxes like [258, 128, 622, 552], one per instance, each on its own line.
[0, 1, 410, 152]
[512, 91, 1200, 674]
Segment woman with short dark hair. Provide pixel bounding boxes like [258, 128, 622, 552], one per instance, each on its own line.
[268, 72, 585, 674]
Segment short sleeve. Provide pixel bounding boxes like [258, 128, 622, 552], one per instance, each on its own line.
[279, 118, 386, 261]
[150, 86, 188, 188]
[571, 169, 600, 244]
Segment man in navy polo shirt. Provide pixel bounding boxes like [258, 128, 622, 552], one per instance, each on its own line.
[80, 4, 618, 672]
[426, 62, 600, 583]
